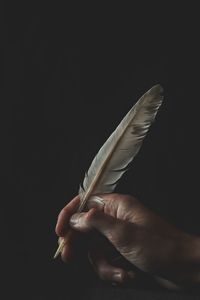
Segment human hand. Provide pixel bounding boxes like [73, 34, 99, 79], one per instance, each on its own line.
[55, 194, 200, 289]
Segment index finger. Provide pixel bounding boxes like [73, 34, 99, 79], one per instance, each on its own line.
[55, 195, 80, 237]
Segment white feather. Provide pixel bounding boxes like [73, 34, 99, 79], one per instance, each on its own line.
[78, 84, 163, 211]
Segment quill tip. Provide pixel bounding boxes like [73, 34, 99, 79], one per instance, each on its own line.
[53, 239, 65, 259]
[53, 249, 61, 259]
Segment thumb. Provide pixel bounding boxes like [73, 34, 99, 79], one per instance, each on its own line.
[69, 208, 135, 246]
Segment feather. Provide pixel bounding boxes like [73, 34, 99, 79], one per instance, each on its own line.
[54, 84, 163, 258]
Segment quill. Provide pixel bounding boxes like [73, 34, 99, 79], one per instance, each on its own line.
[54, 84, 163, 258]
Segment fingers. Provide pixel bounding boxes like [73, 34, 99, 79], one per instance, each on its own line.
[69, 208, 136, 247]
[55, 195, 80, 237]
[88, 249, 136, 284]
[70, 208, 121, 235]
[55, 193, 115, 237]
[56, 193, 137, 237]
[55, 193, 137, 263]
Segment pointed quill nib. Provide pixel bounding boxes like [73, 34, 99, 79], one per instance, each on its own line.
[53, 238, 65, 259]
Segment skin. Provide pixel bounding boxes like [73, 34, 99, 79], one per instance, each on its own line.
[55, 193, 200, 290]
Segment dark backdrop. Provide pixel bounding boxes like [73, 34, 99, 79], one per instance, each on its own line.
[3, 5, 200, 300]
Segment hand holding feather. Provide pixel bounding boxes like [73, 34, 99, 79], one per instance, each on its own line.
[54, 84, 163, 258]
[58, 193, 200, 288]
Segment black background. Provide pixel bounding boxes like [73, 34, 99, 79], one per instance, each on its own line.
[3, 4, 200, 300]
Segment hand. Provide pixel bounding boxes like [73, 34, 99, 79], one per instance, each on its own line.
[55, 193, 200, 289]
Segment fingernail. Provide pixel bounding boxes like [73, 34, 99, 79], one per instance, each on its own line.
[70, 213, 79, 225]
[88, 196, 105, 208]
